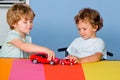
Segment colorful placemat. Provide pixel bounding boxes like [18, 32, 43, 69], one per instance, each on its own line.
[0, 58, 85, 80]
[43, 64, 85, 80]
[0, 58, 13, 80]
[9, 59, 45, 80]
[82, 61, 120, 80]
[1, 58, 120, 80]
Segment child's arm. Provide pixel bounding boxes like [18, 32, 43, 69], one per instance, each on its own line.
[67, 52, 103, 63]
[77, 52, 103, 63]
[9, 38, 55, 59]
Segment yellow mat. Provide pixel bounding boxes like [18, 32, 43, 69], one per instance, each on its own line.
[82, 61, 120, 80]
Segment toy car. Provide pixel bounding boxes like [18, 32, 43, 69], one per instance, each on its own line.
[29, 52, 59, 65]
[60, 58, 76, 65]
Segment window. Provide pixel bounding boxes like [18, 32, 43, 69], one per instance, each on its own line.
[0, 0, 29, 7]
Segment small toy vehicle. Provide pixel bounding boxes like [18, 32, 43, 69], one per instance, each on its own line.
[29, 52, 59, 65]
[60, 58, 75, 65]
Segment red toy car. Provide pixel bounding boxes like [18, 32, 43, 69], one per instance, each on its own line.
[29, 52, 59, 65]
[60, 58, 76, 65]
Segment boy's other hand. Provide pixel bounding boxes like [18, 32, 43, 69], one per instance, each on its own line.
[66, 55, 78, 63]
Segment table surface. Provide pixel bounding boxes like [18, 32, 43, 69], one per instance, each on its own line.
[0, 58, 120, 80]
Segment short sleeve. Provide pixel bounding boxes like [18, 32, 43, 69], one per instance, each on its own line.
[6, 30, 21, 43]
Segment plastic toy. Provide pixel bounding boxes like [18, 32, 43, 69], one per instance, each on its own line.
[29, 52, 59, 65]
[60, 58, 76, 65]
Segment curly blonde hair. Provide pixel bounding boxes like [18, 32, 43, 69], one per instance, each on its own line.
[7, 3, 35, 30]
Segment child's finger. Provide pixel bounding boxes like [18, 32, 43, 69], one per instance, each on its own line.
[74, 59, 78, 63]
[47, 53, 52, 60]
[47, 52, 55, 60]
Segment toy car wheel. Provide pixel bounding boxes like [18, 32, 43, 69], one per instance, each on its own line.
[61, 62, 64, 65]
[50, 61, 55, 65]
[32, 59, 37, 64]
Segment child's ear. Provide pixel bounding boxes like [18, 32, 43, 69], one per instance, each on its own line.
[12, 23, 17, 28]
[94, 25, 98, 32]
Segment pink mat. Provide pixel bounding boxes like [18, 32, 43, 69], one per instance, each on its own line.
[9, 59, 45, 80]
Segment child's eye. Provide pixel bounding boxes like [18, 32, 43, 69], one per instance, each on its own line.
[30, 20, 33, 23]
[77, 28, 81, 31]
[78, 29, 81, 31]
[83, 28, 87, 30]
[23, 22, 27, 24]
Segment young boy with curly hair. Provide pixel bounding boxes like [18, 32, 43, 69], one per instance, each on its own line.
[67, 8, 107, 63]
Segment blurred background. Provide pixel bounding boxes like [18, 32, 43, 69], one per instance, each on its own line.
[1, 0, 120, 60]
[30, 0, 120, 60]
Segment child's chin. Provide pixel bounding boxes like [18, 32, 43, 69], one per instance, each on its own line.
[82, 37, 88, 40]
[25, 32, 30, 34]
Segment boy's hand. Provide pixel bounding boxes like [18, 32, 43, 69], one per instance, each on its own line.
[66, 55, 78, 63]
[46, 49, 55, 60]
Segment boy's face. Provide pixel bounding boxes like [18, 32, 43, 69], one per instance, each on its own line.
[77, 21, 97, 40]
[13, 18, 33, 36]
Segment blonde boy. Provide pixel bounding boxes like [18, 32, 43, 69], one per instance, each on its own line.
[0, 3, 55, 59]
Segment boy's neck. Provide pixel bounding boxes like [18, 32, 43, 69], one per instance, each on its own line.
[14, 29, 26, 39]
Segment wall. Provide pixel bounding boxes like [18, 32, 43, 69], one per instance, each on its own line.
[0, 1, 119, 59]
[30, 0, 120, 59]
[0, 0, 30, 45]
[0, 7, 10, 45]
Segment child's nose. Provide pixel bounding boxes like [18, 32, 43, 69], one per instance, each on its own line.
[80, 30, 84, 34]
[28, 22, 32, 26]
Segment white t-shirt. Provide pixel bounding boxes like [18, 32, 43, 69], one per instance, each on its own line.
[67, 37, 107, 59]
[0, 30, 32, 58]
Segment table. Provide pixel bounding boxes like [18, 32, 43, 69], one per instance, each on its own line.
[0, 58, 120, 80]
